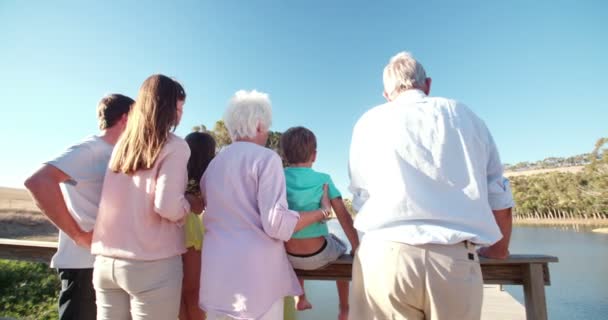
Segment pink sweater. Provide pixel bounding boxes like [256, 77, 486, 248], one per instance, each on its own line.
[92, 134, 191, 260]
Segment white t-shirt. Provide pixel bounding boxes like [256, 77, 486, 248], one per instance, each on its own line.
[46, 135, 113, 268]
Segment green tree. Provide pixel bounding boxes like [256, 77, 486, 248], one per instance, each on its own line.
[209, 120, 232, 149]
[510, 137, 608, 219]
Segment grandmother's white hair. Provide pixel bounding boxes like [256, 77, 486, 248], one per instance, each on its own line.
[383, 52, 428, 100]
[223, 90, 273, 141]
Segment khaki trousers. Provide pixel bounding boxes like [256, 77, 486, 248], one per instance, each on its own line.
[93, 255, 183, 320]
[206, 298, 284, 320]
[349, 237, 483, 320]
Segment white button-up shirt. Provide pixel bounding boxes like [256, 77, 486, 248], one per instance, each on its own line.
[348, 89, 514, 245]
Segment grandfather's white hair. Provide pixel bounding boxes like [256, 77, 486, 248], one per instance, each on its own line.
[383, 51, 427, 100]
[223, 90, 273, 141]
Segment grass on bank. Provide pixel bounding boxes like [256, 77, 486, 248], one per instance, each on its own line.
[0, 259, 58, 320]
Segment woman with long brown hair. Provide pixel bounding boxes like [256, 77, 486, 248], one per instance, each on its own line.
[91, 74, 202, 320]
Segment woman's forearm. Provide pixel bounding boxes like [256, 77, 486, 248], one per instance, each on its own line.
[293, 209, 325, 232]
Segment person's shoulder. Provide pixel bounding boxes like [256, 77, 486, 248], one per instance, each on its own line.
[354, 101, 391, 129]
[167, 133, 188, 145]
[45, 135, 101, 168]
[72, 135, 102, 149]
[165, 133, 190, 153]
[431, 97, 490, 133]
[234, 142, 281, 164]
[428, 96, 481, 117]
[58, 135, 100, 157]
[258, 145, 281, 162]
[422, 95, 461, 109]
[311, 168, 332, 180]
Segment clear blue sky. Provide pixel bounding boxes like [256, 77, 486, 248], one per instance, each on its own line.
[1, 1, 606, 194]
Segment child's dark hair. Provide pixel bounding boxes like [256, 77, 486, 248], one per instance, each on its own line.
[280, 126, 317, 164]
[185, 132, 216, 192]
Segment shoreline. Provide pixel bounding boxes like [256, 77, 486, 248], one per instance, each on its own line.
[513, 218, 608, 226]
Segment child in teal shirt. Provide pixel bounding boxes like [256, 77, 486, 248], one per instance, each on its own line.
[281, 126, 360, 320]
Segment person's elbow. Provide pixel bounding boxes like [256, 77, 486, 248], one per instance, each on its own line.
[24, 171, 49, 195]
[263, 211, 298, 241]
[155, 200, 189, 222]
[24, 174, 39, 192]
[264, 222, 293, 241]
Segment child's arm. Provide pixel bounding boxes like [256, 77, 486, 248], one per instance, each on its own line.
[331, 197, 359, 254]
[185, 193, 203, 214]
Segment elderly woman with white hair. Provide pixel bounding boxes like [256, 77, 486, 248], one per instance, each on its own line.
[199, 90, 331, 320]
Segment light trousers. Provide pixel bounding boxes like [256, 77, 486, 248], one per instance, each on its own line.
[93, 255, 183, 320]
[206, 298, 284, 320]
[349, 236, 483, 320]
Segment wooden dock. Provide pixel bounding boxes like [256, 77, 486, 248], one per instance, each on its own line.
[0, 238, 556, 320]
[482, 285, 525, 319]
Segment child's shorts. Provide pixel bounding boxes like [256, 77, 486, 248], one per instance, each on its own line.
[287, 234, 347, 270]
[184, 212, 204, 250]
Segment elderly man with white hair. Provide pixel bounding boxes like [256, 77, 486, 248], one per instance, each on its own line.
[199, 90, 331, 320]
[348, 52, 514, 320]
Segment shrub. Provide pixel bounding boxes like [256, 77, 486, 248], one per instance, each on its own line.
[0, 259, 59, 320]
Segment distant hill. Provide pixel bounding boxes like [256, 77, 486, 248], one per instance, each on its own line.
[0, 186, 39, 212]
[504, 166, 584, 177]
[504, 153, 593, 172]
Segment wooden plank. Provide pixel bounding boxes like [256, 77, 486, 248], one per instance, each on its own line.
[0, 238, 557, 319]
[0, 239, 57, 264]
[0, 239, 557, 285]
[481, 254, 558, 264]
[523, 263, 549, 320]
[481, 285, 525, 320]
[296, 254, 557, 285]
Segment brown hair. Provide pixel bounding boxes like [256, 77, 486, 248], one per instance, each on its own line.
[96, 94, 134, 129]
[109, 74, 186, 174]
[280, 126, 317, 164]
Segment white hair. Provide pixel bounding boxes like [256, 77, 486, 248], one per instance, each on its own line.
[383, 51, 428, 100]
[223, 90, 273, 141]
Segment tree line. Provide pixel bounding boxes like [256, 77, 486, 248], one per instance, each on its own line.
[510, 137, 608, 219]
[504, 153, 595, 172]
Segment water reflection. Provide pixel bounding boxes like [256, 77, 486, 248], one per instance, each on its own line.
[515, 223, 608, 232]
[503, 226, 608, 320]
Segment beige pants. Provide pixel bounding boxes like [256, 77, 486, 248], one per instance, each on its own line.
[93, 255, 183, 320]
[349, 237, 483, 320]
[206, 298, 284, 320]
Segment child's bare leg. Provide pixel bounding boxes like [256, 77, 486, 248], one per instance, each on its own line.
[294, 278, 313, 311]
[336, 280, 349, 320]
[180, 248, 206, 320]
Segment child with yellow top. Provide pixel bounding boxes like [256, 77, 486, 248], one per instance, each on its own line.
[181, 131, 216, 320]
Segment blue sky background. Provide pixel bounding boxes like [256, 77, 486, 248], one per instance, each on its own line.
[1, 1, 606, 194]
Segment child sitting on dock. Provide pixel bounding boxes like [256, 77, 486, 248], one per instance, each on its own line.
[280, 126, 359, 320]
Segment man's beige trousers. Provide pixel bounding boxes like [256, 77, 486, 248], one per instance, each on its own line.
[349, 237, 483, 320]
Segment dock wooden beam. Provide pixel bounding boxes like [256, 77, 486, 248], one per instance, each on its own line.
[0, 238, 557, 320]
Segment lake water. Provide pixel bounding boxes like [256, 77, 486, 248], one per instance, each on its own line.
[295, 221, 608, 319]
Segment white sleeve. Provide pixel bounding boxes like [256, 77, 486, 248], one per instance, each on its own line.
[348, 121, 369, 212]
[46, 141, 95, 184]
[256, 153, 300, 241]
[486, 132, 515, 210]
